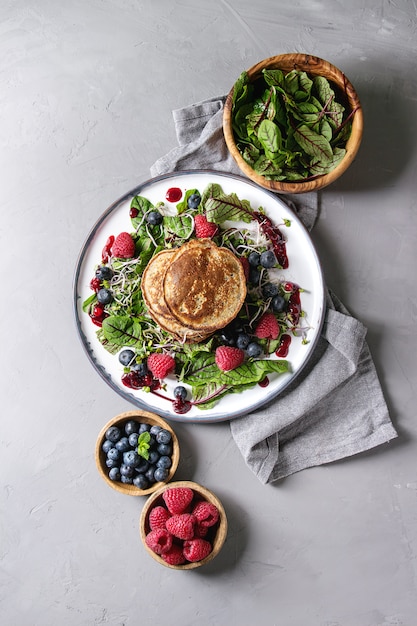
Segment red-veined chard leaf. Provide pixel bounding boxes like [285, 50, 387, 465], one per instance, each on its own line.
[204, 192, 255, 224]
[293, 124, 333, 163]
[257, 119, 282, 153]
[102, 315, 143, 346]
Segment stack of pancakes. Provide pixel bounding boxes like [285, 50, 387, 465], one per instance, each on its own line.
[141, 238, 247, 343]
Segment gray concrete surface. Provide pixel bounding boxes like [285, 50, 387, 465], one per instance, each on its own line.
[1, 1, 416, 625]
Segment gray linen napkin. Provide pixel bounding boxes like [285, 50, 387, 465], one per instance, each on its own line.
[151, 96, 398, 483]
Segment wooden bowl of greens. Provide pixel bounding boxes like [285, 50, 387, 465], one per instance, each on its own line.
[223, 53, 363, 194]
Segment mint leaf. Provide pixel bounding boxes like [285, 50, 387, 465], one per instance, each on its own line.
[137, 431, 151, 460]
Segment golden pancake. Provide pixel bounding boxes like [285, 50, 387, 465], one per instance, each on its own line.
[163, 238, 246, 333]
[141, 250, 210, 343]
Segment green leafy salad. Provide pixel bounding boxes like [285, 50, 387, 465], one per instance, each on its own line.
[231, 68, 354, 181]
[82, 182, 309, 413]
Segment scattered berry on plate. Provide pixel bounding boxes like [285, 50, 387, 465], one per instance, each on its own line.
[194, 214, 218, 238]
[147, 353, 175, 379]
[215, 346, 245, 371]
[254, 312, 280, 340]
[112, 232, 136, 258]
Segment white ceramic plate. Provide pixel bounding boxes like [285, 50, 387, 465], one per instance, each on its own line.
[73, 171, 325, 423]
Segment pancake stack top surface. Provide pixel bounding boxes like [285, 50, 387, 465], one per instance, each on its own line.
[141, 239, 246, 343]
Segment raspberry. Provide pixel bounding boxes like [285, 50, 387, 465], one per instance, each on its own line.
[111, 232, 136, 258]
[162, 486, 194, 514]
[215, 346, 245, 372]
[254, 312, 280, 340]
[183, 538, 212, 563]
[147, 353, 175, 379]
[166, 513, 196, 540]
[145, 528, 173, 555]
[149, 506, 171, 530]
[194, 523, 209, 538]
[240, 257, 250, 281]
[161, 544, 187, 566]
[194, 214, 218, 238]
[192, 501, 219, 528]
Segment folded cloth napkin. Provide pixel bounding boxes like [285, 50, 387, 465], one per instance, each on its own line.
[150, 96, 398, 483]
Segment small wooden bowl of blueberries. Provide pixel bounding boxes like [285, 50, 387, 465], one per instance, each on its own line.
[95, 410, 180, 496]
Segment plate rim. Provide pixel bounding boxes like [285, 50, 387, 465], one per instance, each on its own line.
[73, 169, 326, 423]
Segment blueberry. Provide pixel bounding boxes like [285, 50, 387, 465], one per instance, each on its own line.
[260, 250, 277, 268]
[148, 450, 160, 465]
[174, 386, 187, 401]
[105, 426, 121, 443]
[115, 437, 130, 452]
[156, 429, 172, 445]
[97, 288, 113, 304]
[145, 466, 156, 484]
[271, 294, 286, 313]
[118, 349, 135, 366]
[120, 464, 134, 478]
[187, 193, 201, 209]
[249, 267, 261, 285]
[262, 282, 279, 299]
[157, 455, 172, 470]
[219, 327, 236, 346]
[133, 474, 149, 489]
[121, 475, 133, 484]
[135, 459, 149, 474]
[102, 440, 114, 454]
[106, 457, 119, 469]
[149, 425, 162, 436]
[154, 467, 169, 482]
[146, 211, 163, 225]
[157, 443, 172, 456]
[131, 362, 148, 376]
[108, 467, 121, 481]
[236, 333, 250, 350]
[107, 447, 121, 462]
[128, 432, 139, 448]
[246, 342, 263, 358]
[248, 251, 260, 267]
[138, 422, 151, 434]
[124, 420, 139, 436]
[123, 450, 141, 467]
[95, 265, 113, 281]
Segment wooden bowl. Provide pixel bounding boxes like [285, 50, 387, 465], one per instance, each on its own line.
[223, 53, 363, 194]
[140, 480, 228, 569]
[95, 410, 179, 496]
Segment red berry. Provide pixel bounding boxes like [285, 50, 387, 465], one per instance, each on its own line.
[215, 346, 245, 372]
[147, 353, 175, 379]
[166, 514, 196, 540]
[145, 528, 173, 555]
[149, 506, 171, 531]
[90, 277, 101, 291]
[240, 257, 250, 281]
[192, 501, 219, 528]
[161, 544, 187, 566]
[254, 312, 280, 340]
[102, 235, 114, 263]
[183, 538, 212, 563]
[194, 214, 218, 238]
[162, 487, 194, 515]
[111, 232, 136, 258]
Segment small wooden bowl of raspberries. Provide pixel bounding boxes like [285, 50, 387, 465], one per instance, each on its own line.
[95, 410, 180, 496]
[140, 481, 228, 569]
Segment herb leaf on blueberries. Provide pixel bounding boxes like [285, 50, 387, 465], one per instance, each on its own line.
[137, 431, 151, 460]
